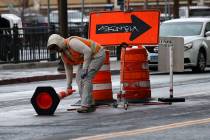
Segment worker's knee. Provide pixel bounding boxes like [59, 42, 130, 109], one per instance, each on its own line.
[87, 69, 97, 77]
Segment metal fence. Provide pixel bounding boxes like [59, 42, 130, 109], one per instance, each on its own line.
[0, 24, 53, 63]
[0, 24, 117, 64]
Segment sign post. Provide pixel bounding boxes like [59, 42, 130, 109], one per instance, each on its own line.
[158, 37, 184, 72]
[169, 42, 174, 98]
[158, 37, 185, 103]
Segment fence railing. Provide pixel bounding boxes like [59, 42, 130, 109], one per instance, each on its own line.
[0, 24, 117, 64]
[0, 25, 53, 63]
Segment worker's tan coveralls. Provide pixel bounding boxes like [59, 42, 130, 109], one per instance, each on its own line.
[47, 34, 105, 107]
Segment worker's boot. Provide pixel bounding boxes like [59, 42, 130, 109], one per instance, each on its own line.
[77, 105, 96, 113]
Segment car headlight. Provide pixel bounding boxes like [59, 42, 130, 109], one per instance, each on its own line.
[184, 43, 193, 51]
[153, 46, 158, 53]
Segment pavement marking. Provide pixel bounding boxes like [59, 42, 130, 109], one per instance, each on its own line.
[73, 118, 210, 140]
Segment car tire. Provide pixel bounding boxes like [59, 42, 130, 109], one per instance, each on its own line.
[192, 50, 206, 73]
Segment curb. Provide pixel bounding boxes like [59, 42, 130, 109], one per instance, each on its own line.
[0, 74, 66, 85]
[0, 70, 120, 85]
[0, 61, 59, 70]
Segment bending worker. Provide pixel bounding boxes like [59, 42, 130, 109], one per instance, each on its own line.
[47, 34, 105, 113]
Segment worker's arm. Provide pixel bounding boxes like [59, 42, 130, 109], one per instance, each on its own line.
[59, 57, 75, 96]
[62, 60, 73, 89]
[69, 38, 92, 70]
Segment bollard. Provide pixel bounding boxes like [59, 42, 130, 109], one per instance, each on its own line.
[31, 86, 75, 115]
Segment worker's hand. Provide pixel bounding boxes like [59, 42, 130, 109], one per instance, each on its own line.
[58, 87, 74, 95]
[58, 88, 76, 99]
[66, 88, 76, 95]
[81, 69, 88, 79]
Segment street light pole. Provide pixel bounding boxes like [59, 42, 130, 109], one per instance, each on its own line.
[47, 0, 50, 26]
[144, 0, 148, 10]
[173, 0, 179, 18]
[58, 0, 68, 38]
[57, 0, 68, 71]
[81, 0, 84, 37]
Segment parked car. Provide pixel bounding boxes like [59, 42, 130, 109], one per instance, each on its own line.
[145, 17, 210, 72]
[49, 10, 89, 35]
[23, 12, 48, 27]
[0, 14, 23, 61]
[179, 6, 210, 18]
[0, 13, 23, 31]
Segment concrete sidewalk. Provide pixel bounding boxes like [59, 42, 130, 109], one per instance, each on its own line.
[0, 58, 120, 85]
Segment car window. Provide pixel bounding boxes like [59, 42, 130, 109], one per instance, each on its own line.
[50, 10, 87, 23]
[205, 22, 210, 32]
[190, 9, 210, 17]
[68, 11, 82, 19]
[160, 22, 203, 36]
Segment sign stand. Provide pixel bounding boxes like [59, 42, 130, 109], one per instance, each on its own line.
[169, 44, 174, 98]
[158, 44, 185, 103]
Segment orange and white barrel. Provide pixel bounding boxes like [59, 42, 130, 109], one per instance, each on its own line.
[120, 47, 151, 101]
[92, 50, 113, 102]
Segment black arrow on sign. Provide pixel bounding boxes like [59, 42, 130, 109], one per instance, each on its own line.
[96, 15, 152, 41]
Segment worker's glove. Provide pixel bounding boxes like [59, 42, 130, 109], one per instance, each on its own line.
[81, 69, 88, 79]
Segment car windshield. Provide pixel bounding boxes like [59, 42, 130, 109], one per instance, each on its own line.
[50, 11, 84, 22]
[160, 22, 203, 36]
[68, 12, 82, 19]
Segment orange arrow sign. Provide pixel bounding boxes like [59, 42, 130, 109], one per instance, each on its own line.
[96, 15, 152, 41]
[89, 10, 160, 46]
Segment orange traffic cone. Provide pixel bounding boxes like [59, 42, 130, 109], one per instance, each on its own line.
[92, 50, 115, 105]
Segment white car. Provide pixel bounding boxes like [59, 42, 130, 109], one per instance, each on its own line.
[145, 17, 210, 72]
[49, 10, 89, 27]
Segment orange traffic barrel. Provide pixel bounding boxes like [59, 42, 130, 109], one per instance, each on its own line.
[92, 50, 114, 104]
[120, 47, 151, 102]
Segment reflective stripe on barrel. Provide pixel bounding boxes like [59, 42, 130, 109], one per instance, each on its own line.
[124, 81, 150, 88]
[121, 62, 149, 71]
[93, 83, 112, 90]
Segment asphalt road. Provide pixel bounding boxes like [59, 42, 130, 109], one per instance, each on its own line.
[0, 71, 210, 140]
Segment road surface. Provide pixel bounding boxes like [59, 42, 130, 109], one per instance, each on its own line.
[0, 71, 210, 140]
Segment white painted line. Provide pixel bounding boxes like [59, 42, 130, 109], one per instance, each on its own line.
[72, 118, 210, 140]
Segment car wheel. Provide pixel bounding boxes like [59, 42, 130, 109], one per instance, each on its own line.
[192, 51, 206, 73]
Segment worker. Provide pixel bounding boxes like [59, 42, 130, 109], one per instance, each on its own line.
[47, 34, 106, 113]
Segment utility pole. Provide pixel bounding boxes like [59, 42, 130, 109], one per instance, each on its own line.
[144, 0, 148, 10]
[81, 0, 84, 37]
[188, 0, 192, 5]
[20, 0, 29, 23]
[107, 0, 111, 4]
[57, 0, 68, 71]
[58, 0, 68, 38]
[116, 0, 125, 60]
[173, 0, 179, 18]
[47, 0, 50, 25]
[156, 0, 159, 9]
